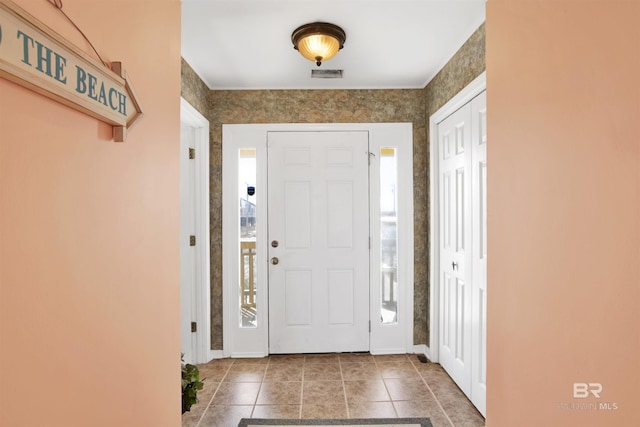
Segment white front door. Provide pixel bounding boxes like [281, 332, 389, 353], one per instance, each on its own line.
[267, 131, 370, 353]
[438, 103, 473, 394]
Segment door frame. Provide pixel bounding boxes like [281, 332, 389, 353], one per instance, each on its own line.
[222, 123, 414, 357]
[428, 71, 486, 362]
[180, 97, 212, 364]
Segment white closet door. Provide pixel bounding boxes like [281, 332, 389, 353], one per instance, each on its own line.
[437, 91, 487, 416]
[470, 91, 487, 416]
[438, 103, 473, 396]
[179, 124, 197, 364]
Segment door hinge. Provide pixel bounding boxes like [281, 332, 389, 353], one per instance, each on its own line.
[367, 151, 375, 165]
[189, 147, 195, 159]
[191, 322, 197, 332]
[190, 235, 196, 246]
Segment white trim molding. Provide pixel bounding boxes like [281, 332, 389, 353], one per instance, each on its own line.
[222, 125, 269, 358]
[413, 344, 431, 361]
[209, 350, 225, 360]
[368, 124, 415, 355]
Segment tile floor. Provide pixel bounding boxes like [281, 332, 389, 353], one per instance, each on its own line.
[182, 353, 485, 427]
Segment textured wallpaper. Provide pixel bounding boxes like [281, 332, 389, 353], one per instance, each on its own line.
[422, 22, 486, 345]
[181, 23, 485, 350]
[181, 60, 212, 121]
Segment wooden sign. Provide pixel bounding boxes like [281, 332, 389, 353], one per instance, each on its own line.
[0, 0, 143, 142]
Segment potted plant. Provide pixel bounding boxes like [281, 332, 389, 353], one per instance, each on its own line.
[181, 354, 204, 414]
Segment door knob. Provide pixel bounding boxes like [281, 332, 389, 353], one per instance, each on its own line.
[271, 257, 279, 265]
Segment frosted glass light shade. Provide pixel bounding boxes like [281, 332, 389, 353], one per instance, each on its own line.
[292, 22, 346, 66]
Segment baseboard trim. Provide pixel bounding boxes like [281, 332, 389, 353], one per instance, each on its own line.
[208, 350, 224, 361]
[230, 351, 269, 359]
[413, 344, 432, 361]
[370, 348, 408, 355]
[210, 348, 432, 360]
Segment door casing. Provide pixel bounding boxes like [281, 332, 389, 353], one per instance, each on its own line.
[429, 71, 486, 361]
[222, 123, 414, 357]
[429, 72, 486, 414]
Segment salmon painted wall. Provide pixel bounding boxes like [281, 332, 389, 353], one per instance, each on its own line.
[487, 2, 639, 426]
[0, 1, 181, 426]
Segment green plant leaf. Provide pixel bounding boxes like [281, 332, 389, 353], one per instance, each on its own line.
[181, 357, 205, 414]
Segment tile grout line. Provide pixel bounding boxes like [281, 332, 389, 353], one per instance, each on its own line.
[377, 358, 399, 419]
[374, 354, 400, 419]
[194, 360, 234, 427]
[299, 356, 305, 419]
[411, 357, 455, 427]
[250, 357, 271, 418]
[338, 355, 351, 419]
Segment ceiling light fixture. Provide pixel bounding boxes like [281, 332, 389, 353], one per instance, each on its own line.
[291, 22, 346, 67]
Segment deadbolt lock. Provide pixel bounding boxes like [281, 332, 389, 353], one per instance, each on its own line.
[271, 240, 279, 248]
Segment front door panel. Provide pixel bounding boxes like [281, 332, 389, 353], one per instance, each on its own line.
[267, 131, 370, 353]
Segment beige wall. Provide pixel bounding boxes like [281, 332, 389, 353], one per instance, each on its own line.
[0, 1, 182, 426]
[487, 2, 640, 426]
[1, 1, 637, 425]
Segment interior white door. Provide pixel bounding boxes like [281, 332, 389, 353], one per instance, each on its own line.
[438, 102, 473, 396]
[437, 90, 487, 417]
[179, 123, 197, 363]
[470, 91, 487, 416]
[267, 131, 370, 353]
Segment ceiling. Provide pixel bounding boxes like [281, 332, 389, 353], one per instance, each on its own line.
[181, 0, 486, 90]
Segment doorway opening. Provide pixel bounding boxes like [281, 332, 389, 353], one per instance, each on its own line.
[222, 123, 414, 357]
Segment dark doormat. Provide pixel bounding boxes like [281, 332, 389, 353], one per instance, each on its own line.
[238, 418, 432, 427]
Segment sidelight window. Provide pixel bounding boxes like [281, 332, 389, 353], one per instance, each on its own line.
[380, 147, 398, 324]
[239, 149, 257, 328]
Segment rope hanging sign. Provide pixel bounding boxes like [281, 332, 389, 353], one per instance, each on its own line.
[0, 0, 143, 142]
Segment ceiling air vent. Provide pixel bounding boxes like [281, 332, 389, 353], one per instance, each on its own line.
[311, 69, 343, 79]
